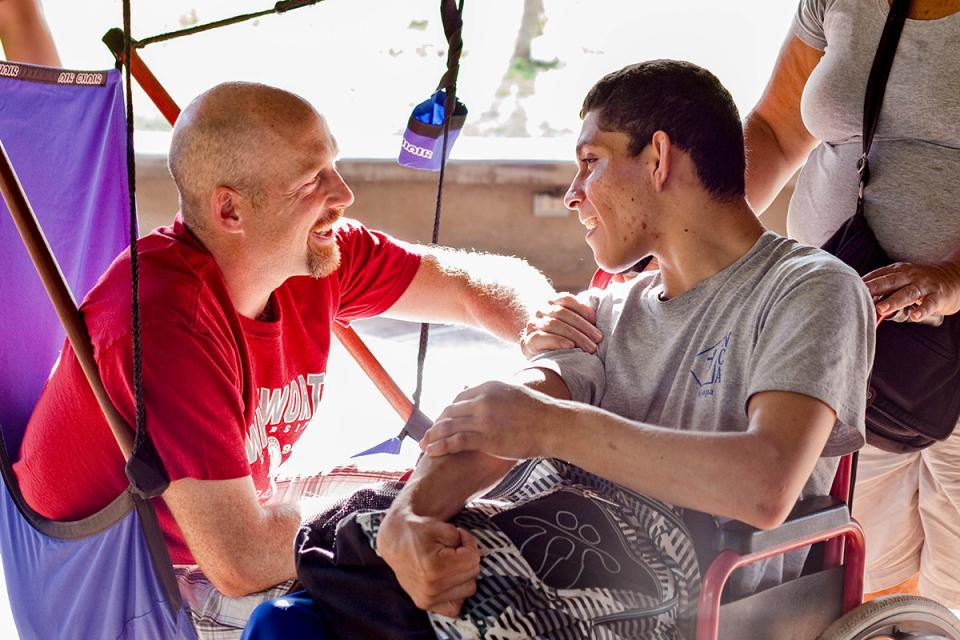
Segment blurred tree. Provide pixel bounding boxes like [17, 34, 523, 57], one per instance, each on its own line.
[466, 0, 562, 137]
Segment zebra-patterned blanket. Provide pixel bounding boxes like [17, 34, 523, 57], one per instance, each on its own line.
[297, 458, 700, 639]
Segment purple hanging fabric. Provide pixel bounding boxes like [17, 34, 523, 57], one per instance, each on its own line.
[0, 61, 195, 639]
[0, 62, 132, 456]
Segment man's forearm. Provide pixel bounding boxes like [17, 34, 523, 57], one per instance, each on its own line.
[234, 501, 301, 594]
[457, 255, 556, 343]
[163, 477, 302, 598]
[385, 249, 556, 344]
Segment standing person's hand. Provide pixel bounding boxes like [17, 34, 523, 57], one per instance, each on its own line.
[0, 0, 61, 66]
[421, 381, 566, 460]
[521, 293, 602, 357]
[377, 505, 480, 617]
[864, 261, 960, 322]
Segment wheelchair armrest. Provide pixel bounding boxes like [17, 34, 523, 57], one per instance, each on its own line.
[715, 496, 850, 556]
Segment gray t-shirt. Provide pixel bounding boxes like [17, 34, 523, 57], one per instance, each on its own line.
[529, 232, 875, 595]
[789, 0, 960, 263]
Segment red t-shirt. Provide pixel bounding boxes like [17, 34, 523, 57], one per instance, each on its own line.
[13, 216, 421, 564]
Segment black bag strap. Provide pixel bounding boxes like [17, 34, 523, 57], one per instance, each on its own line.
[857, 0, 911, 215]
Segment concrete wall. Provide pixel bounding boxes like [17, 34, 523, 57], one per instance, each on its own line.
[136, 154, 793, 293]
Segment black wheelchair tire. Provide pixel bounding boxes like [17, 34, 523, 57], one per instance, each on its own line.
[818, 595, 960, 640]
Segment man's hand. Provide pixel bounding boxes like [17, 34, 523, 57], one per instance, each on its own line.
[521, 292, 603, 358]
[377, 505, 481, 617]
[865, 261, 960, 323]
[420, 381, 565, 459]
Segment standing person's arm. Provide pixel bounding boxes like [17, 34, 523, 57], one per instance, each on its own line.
[743, 33, 823, 214]
[0, 0, 60, 66]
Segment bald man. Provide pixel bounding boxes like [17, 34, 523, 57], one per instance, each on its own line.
[13, 82, 569, 637]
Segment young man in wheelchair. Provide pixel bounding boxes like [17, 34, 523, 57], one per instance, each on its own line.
[378, 59, 875, 626]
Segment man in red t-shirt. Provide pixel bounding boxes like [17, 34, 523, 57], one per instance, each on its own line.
[12, 81, 592, 635]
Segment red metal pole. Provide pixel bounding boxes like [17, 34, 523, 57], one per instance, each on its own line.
[102, 30, 417, 423]
[331, 323, 415, 421]
[824, 454, 854, 568]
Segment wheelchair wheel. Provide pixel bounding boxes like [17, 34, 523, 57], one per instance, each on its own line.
[818, 595, 960, 640]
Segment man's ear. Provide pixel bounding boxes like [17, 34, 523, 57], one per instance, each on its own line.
[209, 186, 245, 234]
[649, 130, 672, 193]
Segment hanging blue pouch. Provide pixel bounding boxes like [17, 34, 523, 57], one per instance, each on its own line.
[399, 89, 468, 171]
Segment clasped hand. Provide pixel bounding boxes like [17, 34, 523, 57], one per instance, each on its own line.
[865, 261, 960, 322]
[520, 292, 602, 358]
[377, 506, 481, 618]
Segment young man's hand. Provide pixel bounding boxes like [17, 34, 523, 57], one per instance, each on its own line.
[420, 381, 566, 460]
[377, 505, 481, 617]
[520, 292, 603, 357]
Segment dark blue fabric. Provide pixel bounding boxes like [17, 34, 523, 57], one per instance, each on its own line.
[241, 591, 328, 640]
[0, 66, 131, 456]
[413, 90, 450, 125]
[0, 64, 195, 639]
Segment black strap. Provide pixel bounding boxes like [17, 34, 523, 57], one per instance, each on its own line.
[847, 451, 860, 513]
[410, 0, 465, 413]
[133, 1, 325, 49]
[856, 0, 911, 213]
[122, 0, 170, 498]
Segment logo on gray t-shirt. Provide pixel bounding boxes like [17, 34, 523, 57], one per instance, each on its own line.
[691, 331, 731, 395]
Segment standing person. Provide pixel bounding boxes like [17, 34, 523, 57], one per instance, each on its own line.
[0, 0, 60, 66]
[742, 0, 960, 605]
[12, 81, 578, 638]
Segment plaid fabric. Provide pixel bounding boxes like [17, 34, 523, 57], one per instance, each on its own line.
[176, 466, 411, 639]
[268, 465, 411, 505]
[176, 567, 295, 640]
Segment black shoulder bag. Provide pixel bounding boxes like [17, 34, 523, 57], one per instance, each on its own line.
[820, 0, 960, 452]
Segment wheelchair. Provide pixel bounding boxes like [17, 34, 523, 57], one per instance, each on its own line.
[693, 453, 960, 639]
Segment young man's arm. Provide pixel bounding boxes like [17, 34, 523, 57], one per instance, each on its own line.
[422, 375, 837, 529]
[376, 369, 571, 616]
[383, 368, 836, 615]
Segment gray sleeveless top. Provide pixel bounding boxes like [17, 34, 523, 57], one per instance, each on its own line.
[789, 0, 960, 263]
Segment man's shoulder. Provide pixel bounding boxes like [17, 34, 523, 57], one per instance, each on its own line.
[82, 227, 230, 347]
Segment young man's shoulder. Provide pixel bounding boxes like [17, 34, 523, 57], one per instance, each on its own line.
[750, 233, 875, 335]
[759, 233, 867, 294]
